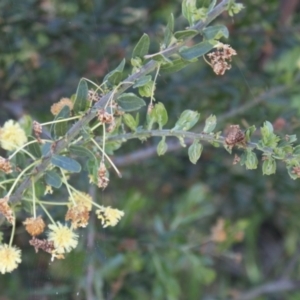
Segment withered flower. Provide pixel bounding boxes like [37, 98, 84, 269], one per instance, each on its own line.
[207, 43, 237, 75]
[0, 156, 12, 174]
[33, 121, 43, 143]
[23, 216, 46, 236]
[0, 196, 15, 224]
[97, 109, 114, 124]
[65, 204, 90, 229]
[225, 125, 245, 149]
[97, 161, 109, 189]
[50, 98, 73, 116]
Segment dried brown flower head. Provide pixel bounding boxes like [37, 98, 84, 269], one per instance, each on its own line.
[97, 161, 109, 189]
[65, 204, 90, 229]
[225, 125, 245, 149]
[33, 121, 43, 143]
[207, 43, 237, 75]
[29, 236, 55, 254]
[88, 90, 102, 102]
[97, 109, 114, 124]
[0, 156, 12, 174]
[211, 218, 227, 243]
[23, 216, 46, 236]
[50, 98, 73, 116]
[0, 197, 15, 224]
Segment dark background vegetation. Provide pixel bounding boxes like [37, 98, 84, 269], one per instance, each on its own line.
[1, 0, 300, 299]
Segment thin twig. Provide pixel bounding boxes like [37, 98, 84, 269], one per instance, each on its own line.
[237, 279, 300, 300]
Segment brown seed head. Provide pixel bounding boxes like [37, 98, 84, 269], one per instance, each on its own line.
[65, 204, 90, 229]
[0, 197, 15, 224]
[33, 121, 43, 143]
[207, 43, 237, 75]
[97, 161, 109, 189]
[29, 236, 55, 254]
[0, 156, 12, 174]
[50, 98, 73, 116]
[97, 109, 114, 124]
[225, 125, 245, 149]
[23, 216, 46, 236]
[88, 90, 102, 102]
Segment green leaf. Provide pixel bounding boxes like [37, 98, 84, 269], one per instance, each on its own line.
[161, 58, 193, 74]
[294, 145, 300, 156]
[132, 33, 150, 59]
[245, 150, 258, 170]
[172, 110, 200, 131]
[69, 145, 97, 161]
[182, 0, 196, 26]
[117, 93, 146, 112]
[51, 155, 81, 173]
[151, 54, 172, 64]
[133, 75, 152, 88]
[157, 137, 168, 156]
[163, 13, 174, 48]
[154, 102, 168, 129]
[202, 25, 229, 40]
[74, 78, 88, 113]
[19, 115, 33, 136]
[208, 0, 217, 12]
[174, 29, 198, 40]
[179, 40, 215, 60]
[41, 142, 52, 156]
[262, 158, 276, 175]
[123, 113, 137, 131]
[44, 170, 62, 188]
[245, 125, 256, 142]
[260, 121, 280, 148]
[103, 59, 125, 86]
[138, 81, 154, 97]
[188, 141, 203, 164]
[50, 105, 70, 139]
[27, 136, 42, 158]
[203, 115, 217, 133]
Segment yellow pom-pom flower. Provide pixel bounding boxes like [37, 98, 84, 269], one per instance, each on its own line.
[0, 120, 28, 151]
[0, 244, 22, 274]
[48, 222, 78, 254]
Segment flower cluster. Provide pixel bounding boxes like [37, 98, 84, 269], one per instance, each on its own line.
[0, 244, 22, 274]
[96, 206, 125, 228]
[0, 120, 28, 151]
[207, 43, 237, 75]
[0, 156, 12, 174]
[0, 197, 15, 224]
[97, 161, 109, 189]
[65, 192, 93, 229]
[50, 98, 74, 115]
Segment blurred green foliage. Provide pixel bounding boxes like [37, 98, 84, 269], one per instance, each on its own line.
[1, 0, 300, 299]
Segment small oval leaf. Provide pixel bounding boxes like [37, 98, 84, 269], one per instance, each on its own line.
[74, 79, 88, 113]
[132, 33, 150, 59]
[174, 29, 198, 40]
[202, 25, 229, 40]
[179, 41, 215, 60]
[69, 145, 97, 161]
[133, 75, 152, 88]
[45, 170, 62, 188]
[51, 155, 81, 173]
[117, 93, 146, 112]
